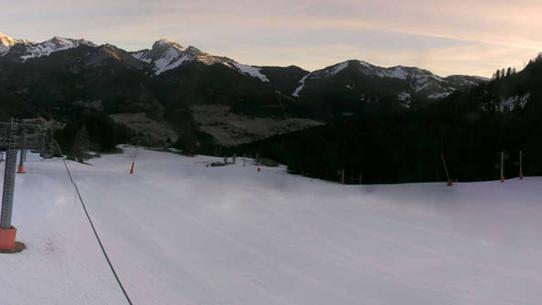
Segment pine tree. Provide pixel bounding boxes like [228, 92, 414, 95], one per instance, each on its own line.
[71, 125, 91, 162]
[506, 67, 512, 77]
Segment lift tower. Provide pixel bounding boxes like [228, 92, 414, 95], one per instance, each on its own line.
[0, 119, 49, 252]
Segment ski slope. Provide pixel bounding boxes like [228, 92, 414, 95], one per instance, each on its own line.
[1, 148, 541, 305]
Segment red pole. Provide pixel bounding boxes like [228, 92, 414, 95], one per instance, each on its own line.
[17, 164, 26, 174]
[17, 149, 26, 174]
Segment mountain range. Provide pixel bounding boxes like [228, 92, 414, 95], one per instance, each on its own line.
[1, 32, 488, 148]
[232, 53, 542, 183]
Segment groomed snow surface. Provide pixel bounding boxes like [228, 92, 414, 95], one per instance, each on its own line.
[1, 148, 541, 305]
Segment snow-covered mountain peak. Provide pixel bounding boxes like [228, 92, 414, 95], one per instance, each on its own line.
[153, 38, 185, 51]
[0, 32, 16, 46]
[130, 38, 269, 81]
[291, 59, 486, 100]
[0, 32, 29, 55]
[45, 36, 95, 50]
[1, 35, 97, 61]
[0, 35, 14, 54]
[21, 37, 95, 61]
[134, 39, 202, 74]
[185, 46, 204, 55]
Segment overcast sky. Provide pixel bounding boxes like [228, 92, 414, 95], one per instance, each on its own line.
[2, 0, 541, 76]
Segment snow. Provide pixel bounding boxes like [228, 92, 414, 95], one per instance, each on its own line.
[130, 50, 152, 63]
[231, 63, 270, 82]
[131, 39, 268, 81]
[292, 73, 310, 97]
[472, 75, 490, 82]
[155, 38, 182, 48]
[397, 92, 412, 107]
[154, 54, 190, 75]
[307, 61, 462, 99]
[325, 61, 350, 77]
[358, 60, 374, 69]
[495, 94, 530, 112]
[0, 32, 33, 56]
[386, 67, 408, 80]
[428, 91, 453, 99]
[19, 37, 96, 61]
[0, 32, 18, 55]
[310, 61, 352, 79]
[132, 40, 205, 75]
[1, 148, 542, 305]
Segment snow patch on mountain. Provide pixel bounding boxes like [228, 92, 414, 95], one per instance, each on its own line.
[313, 61, 351, 78]
[374, 66, 452, 94]
[384, 66, 408, 80]
[397, 91, 411, 102]
[0, 32, 18, 54]
[292, 73, 310, 97]
[494, 94, 530, 112]
[131, 50, 152, 63]
[328, 61, 350, 76]
[397, 92, 412, 108]
[19, 37, 96, 61]
[428, 92, 453, 99]
[156, 55, 190, 74]
[231, 63, 269, 82]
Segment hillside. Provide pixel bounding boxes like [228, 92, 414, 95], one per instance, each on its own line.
[1, 148, 541, 305]
[235, 56, 542, 183]
[0, 33, 315, 148]
[289, 60, 486, 119]
[0, 32, 484, 149]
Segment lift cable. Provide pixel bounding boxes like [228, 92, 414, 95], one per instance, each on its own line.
[62, 159, 134, 305]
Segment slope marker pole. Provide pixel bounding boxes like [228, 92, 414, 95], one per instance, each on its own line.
[17, 149, 26, 174]
[500, 151, 505, 183]
[440, 153, 453, 186]
[129, 146, 138, 175]
[519, 150, 524, 180]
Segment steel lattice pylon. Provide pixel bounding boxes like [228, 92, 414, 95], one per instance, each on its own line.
[0, 118, 51, 251]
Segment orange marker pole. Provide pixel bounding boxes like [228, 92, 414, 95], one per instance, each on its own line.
[17, 164, 26, 174]
[17, 149, 26, 174]
[0, 226, 17, 252]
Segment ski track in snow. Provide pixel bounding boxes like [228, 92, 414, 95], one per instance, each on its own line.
[1, 148, 542, 305]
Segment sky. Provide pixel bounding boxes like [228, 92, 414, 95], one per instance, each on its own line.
[1, 0, 542, 77]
